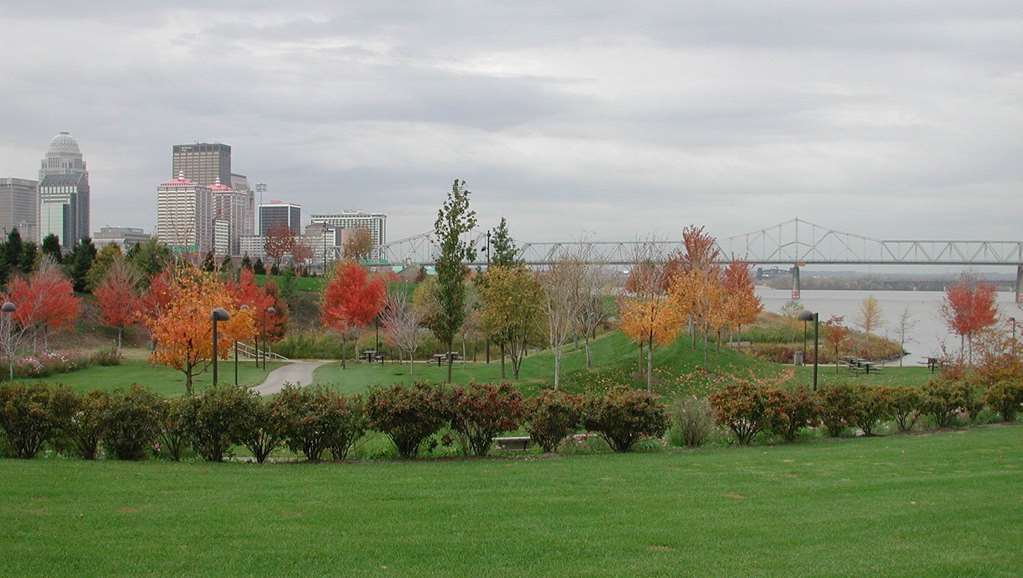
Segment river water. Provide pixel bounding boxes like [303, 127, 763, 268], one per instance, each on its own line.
[756, 288, 1022, 362]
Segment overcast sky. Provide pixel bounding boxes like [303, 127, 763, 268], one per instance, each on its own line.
[1, 1, 1020, 246]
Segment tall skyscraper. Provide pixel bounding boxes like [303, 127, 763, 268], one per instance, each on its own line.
[309, 211, 387, 258]
[259, 201, 301, 236]
[0, 178, 38, 241]
[38, 131, 90, 248]
[231, 173, 256, 238]
[210, 178, 249, 256]
[156, 173, 213, 255]
[171, 143, 231, 187]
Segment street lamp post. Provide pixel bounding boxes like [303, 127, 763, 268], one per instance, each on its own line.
[2, 301, 16, 381]
[235, 305, 248, 386]
[1010, 317, 1017, 356]
[211, 308, 230, 387]
[799, 310, 819, 391]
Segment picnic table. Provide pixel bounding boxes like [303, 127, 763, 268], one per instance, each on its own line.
[922, 357, 940, 373]
[843, 357, 882, 375]
[361, 350, 376, 363]
[431, 352, 462, 366]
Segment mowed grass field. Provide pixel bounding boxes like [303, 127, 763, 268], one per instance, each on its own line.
[10, 358, 281, 397]
[1, 425, 1020, 576]
[314, 330, 934, 396]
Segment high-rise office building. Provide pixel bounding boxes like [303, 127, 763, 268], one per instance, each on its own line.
[209, 178, 249, 256]
[259, 201, 301, 236]
[0, 178, 38, 241]
[309, 211, 387, 258]
[171, 143, 231, 187]
[38, 131, 90, 248]
[231, 173, 256, 238]
[156, 173, 212, 255]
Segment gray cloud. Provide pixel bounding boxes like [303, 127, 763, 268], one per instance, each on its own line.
[0, 0, 1020, 247]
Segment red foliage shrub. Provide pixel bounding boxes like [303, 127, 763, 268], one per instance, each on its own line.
[815, 385, 857, 437]
[448, 383, 525, 456]
[765, 387, 820, 442]
[525, 390, 583, 452]
[708, 381, 771, 445]
[366, 383, 448, 458]
[583, 386, 667, 452]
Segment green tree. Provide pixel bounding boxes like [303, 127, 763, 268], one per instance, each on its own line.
[5, 228, 24, 274]
[253, 258, 266, 275]
[432, 179, 477, 383]
[489, 217, 518, 267]
[86, 243, 123, 290]
[65, 238, 97, 293]
[19, 242, 38, 274]
[41, 234, 62, 264]
[240, 254, 253, 270]
[201, 250, 216, 272]
[126, 237, 172, 281]
[478, 265, 545, 379]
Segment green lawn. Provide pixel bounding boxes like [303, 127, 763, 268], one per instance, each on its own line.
[1, 425, 1019, 576]
[10, 359, 281, 397]
[313, 330, 933, 397]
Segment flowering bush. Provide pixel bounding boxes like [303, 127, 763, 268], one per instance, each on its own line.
[525, 390, 583, 452]
[708, 381, 771, 445]
[816, 385, 858, 437]
[883, 386, 923, 432]
[669, 395, 714, 448]
[182, 385, 253, 462]
[583, 386, 668, 452]
[101, 385, 161, 460]
[765, 387, 820, 442]
[982, 380, 1023, 423]
[63, 390, 111, 460]
[448, 383, 525, 456]
[366, 383, 447, 458]
[275, 385, 367, 461]
[0, 383, 69, 458]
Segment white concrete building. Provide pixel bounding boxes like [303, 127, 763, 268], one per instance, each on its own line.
[308, 211, 386, 259]
[156, 173, 212, 255]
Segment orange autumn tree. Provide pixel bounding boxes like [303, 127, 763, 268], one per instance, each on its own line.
[823, 315, 850, 372]
[321, 261, 386, 368]
[144, 266, 256, 394]
[94, 259, 140, 352]
[620, 295, 681, 390]
[669, 267, 722, 366]
[720, 259, 762, 343]
[940, 273, 998, 363]
[6, 259, 80, 353]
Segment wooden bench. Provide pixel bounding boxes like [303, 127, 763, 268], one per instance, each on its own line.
[493, 436, 531, 451]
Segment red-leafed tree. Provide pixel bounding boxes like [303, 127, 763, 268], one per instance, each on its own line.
[139, 269, 175, 348]
[321, 261, 386, 368]
[263, 224, 294, 269]
[94, 259, 140, 352]
[6, 260, 80, 352]
[940, 273, 998, 363]
[229, 268, 287, 351]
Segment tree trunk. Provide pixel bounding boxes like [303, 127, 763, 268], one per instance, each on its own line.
[117, 328, 122, 353]
[646, 336, 653, 391]
[446, 338, 453, 383]
[553, 347, 561, 390]
[703, 328, 709, 367]
[584, 333, 592, 369]
[500, 343, 506, 379]
[340, 336, 347, 369]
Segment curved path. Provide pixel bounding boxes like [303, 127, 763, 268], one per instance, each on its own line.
[253, 361, 327, 395]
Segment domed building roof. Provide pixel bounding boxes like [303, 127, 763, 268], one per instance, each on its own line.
[47, 131, 81, 156]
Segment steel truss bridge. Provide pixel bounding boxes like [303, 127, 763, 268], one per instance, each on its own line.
[375, 218, 1023, 302]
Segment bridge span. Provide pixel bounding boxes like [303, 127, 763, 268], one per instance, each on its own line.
[373, 218, 1023, 303]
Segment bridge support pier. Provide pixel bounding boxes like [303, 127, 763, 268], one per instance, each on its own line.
[791, 265, 801, 301]
[1016, 265, 1022, 305]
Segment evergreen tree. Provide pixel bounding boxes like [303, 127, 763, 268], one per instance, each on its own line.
[5, 229, 24, 274]
[86, 243, 123, 290]
[65, 238, 98, 293]
[432, 179, 478, 383]
[253, 258, 266, 275]
[126, 237, 173, 280]
[41, 234, 62, 264]
[202, 250, 216, 272]
[19, 242, 38, 273]
[221, 254, 233, 273]
[240, 254, 253, 270]
[489, 217, 518, 267]
[0, 242, 8, 289]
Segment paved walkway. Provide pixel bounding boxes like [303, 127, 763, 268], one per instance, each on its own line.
[253, 360, 327, 395]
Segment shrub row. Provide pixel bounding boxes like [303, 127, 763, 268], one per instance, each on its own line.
[707, 378, 1023, 445]
[5, 349, 121, 381]
[0, 383, 669, 461]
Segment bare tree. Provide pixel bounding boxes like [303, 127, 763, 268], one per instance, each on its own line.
[576, 264, 613, 369]
[380, 288, 422, 377]
[894, 305, 917, 367]
[540, 250, 587, 389]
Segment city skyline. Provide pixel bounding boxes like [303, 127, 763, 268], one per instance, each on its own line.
[0, 2, 1020, 245]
